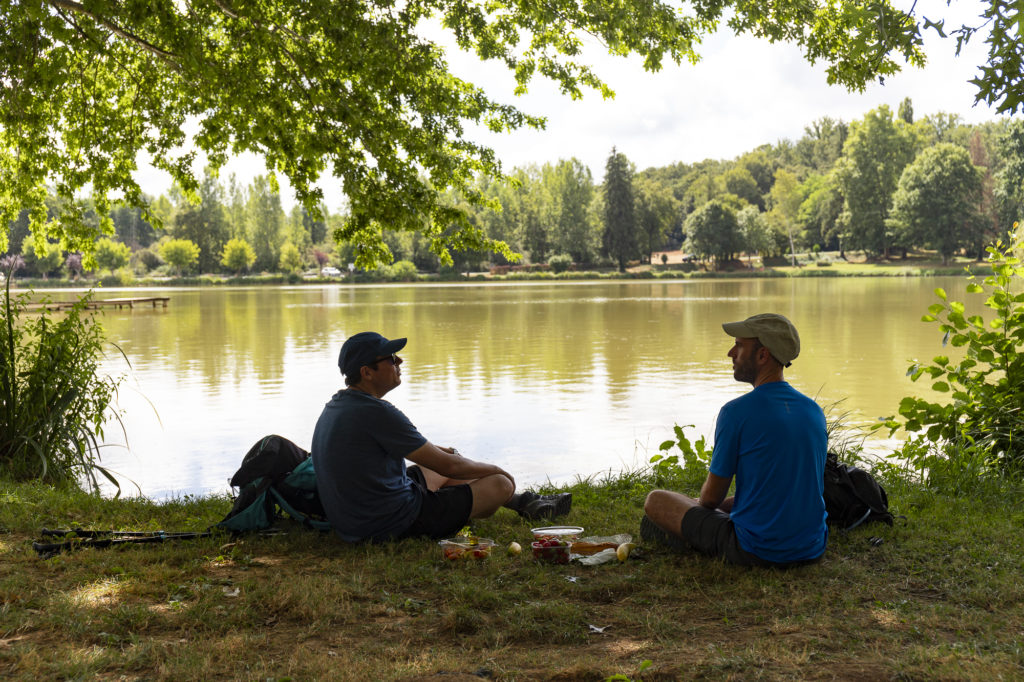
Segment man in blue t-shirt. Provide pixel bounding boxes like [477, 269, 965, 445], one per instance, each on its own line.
[642, 313, 828, 567]
[313, 331, 571, 543]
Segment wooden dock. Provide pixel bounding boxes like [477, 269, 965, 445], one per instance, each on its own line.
[25, 297, 170, 312]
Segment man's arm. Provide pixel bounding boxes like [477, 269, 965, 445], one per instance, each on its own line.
[406, 441, 515, 488]
[698, 472, 732, 510]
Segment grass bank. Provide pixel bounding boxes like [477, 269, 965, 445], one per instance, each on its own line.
[2, 471, 1022, 680]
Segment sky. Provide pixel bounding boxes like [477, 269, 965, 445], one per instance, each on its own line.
[134, 1, 1001, 213]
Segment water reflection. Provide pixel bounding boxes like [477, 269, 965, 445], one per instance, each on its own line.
[78, 278, 968, 500]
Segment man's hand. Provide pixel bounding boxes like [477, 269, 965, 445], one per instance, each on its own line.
[408, 442, 515, 489]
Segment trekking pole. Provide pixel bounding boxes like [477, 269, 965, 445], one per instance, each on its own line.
[41, 528, 178, 539]
[34, 530, 214, 559]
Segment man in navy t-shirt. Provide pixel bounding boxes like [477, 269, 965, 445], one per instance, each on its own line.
[642, 313, 828, 567]
[313, 331, 570, 543]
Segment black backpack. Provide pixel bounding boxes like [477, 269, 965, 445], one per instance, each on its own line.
[823, 452, 895, 531]
[216, 435, 332, 533]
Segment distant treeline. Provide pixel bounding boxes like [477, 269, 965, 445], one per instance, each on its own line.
[5, 98, 1023, 279]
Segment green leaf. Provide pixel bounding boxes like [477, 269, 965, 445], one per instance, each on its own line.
[966, 282, 984, 293]
[935, 287, 948, 301]
[931, 381, 950, 392]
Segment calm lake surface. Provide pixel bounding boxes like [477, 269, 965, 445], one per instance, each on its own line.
[64, 277, 967, 499]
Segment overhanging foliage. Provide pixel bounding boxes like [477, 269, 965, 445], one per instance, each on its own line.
[0, 0, 947, 266]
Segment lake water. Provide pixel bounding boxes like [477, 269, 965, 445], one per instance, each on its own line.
[62, 277, 968, 499]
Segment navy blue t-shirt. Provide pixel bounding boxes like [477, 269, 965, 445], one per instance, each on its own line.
[709, 381, 828, 563]
[312, 389, 428, 542]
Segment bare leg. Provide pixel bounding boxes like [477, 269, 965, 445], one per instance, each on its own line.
[468, 474, 515, 518]
[415, 465, 514, 519]
[643, 489, 703, 537]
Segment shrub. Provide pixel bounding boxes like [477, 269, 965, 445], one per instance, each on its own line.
[549, 254, 573, 273]
[159, 238, 200, 275]
[221, 238, 256, 275]
[391, 260, 418, 281]
[0, 261, 124, 491]
[93, 238, 131, 272]
[880, 223, 1024, 480]
[135, 248, 163, 273]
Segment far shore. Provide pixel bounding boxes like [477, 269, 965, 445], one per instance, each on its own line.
[5, 250, 990, 289]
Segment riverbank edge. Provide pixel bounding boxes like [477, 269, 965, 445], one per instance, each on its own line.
[1, 471, 1022, 679]
[7, 261, 991, 290]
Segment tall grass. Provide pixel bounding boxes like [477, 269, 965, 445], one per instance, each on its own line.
[0, 261, 124, 492]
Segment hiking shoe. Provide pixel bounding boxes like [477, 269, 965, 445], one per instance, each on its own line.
[520, 493, 573, 520]
[505, 490, 540, 513]
[640, 515, 691, 552]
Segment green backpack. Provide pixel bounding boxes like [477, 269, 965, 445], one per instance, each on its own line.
[217, 435, 332, 534]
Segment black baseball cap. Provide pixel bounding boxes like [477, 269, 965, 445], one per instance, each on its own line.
[338, 332, 407, 377]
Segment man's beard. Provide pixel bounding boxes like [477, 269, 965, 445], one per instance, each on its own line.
[733, 355, 758, 384]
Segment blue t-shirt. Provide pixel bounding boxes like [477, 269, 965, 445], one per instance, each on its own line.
[311, 389, 428, 542]
[709, 381, 828, 563]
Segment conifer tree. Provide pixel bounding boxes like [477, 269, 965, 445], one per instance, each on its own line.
[602, 148, 637, 273]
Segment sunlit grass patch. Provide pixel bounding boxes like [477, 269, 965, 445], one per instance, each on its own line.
[2, 470, 1024, 679]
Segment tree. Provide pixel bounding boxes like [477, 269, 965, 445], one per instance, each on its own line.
[92, 237, 131, 272]
[793, 117, 848, 173]
[685, 200, 741, 266]
[65, 253, 83, 280]
[995, 119, 1024, 229]
[20, 235, 63, 279]
[833, 105, 919, 257]
[602, 149, 638, 272]
[111, 203, 158, 248]
[221, 238, 256, 275]
[247, 176, 285, 272]
[721, 167, 763, 209]
[767, 168, 805, 264]
[737, 206, 772, 263]
[511, 166, 554, 263]
[548, 159, 597, 264]
[160, 239, 200, 275]
[889, 143, 983, 264]
[798, 173, 844, 252]
[172, 172, 230, 274]
[278, 242, 304, 274]
[635, 178, 679, 261]
[898, 96, 914, 123]
[0, 0, 934, 267]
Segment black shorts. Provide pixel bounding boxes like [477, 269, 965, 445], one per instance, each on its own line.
[681, 506, 822, 569]
[397, 465, 474, 540]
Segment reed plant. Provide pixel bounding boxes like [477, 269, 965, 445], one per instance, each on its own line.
[0, 259, 124, 492]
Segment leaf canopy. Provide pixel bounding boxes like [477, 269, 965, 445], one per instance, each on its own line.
[0, 0, 938, 265]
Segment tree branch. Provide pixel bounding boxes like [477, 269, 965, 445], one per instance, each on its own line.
[47, 0, 179, 64]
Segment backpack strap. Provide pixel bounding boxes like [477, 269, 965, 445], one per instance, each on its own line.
[844, 507, 873, 532]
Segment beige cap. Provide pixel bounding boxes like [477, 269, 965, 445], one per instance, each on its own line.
[722, 313, 800, 367]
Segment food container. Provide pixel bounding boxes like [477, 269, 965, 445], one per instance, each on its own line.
[439, 537, 495, 561]
[531, 539, 571, 564]
[530, 525, 584, 543]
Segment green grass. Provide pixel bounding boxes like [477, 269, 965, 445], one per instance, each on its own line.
[2, 472, 1023, 680]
